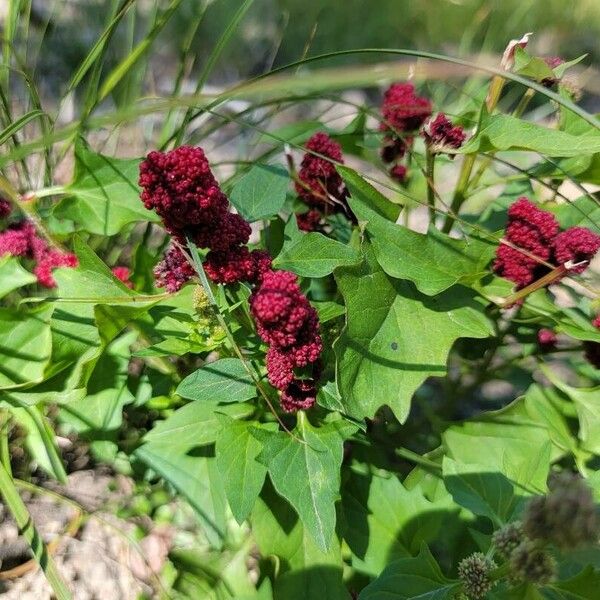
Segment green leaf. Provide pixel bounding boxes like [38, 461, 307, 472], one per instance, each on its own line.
[144, 402, 254, 450]
[553, 195, 600, 234]
[9, 404, 67, 482]
[229, 164, 289, 222]
[0, 305, 53, 391]
[215, 416, 276, 524]
[334, 244, 492, 422]
[540, 365, 600, 455]
[342, 471, 445, 576]
[54, 236, 137, 301]
[443, 457, 517, 526]
[524, 385, 578, 457]
[443, 399, 552, 491]
[176, 358, 256, 404]
[460, 112, 600, 157]
[0, 256, 36, 298]
[251, 482, 349, 600]
[313, 301, 346, 323]
[543, 566, 600, 599]
[273, 218, 360, 277]
[359, 544, 459, 599]
[255, 414, 354, 551]
[59, 334, 135, 434]
[350, 196, 495, 295]
[513, 47, 555, 81]
[134, 445, 227, 547]
[54, 143, 158, 235]
[338, 165, 400, 222]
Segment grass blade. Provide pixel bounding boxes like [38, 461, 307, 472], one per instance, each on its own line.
[172, 0, 255, 146]
[0, 109, 46, 145]
[99, 0, 185, 102]
[65, 0, 136, 95]
[0, 450, 72, 599]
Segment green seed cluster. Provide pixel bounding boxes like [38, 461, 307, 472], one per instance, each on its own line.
[492, 521, 524, 560]
[190, 285, 226, 347]
[523, 472, 598, 549]
[457, 553, 496, 600]
[509, 540, 556, 585]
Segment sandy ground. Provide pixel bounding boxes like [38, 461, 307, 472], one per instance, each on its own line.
[0, 470, 159, 599]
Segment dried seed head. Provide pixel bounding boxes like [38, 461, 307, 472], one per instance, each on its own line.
[457, 552, 496, 600]
[523, 472, 598, 549]
[510, 540, 556, 585]
[492, 521, 524, 559]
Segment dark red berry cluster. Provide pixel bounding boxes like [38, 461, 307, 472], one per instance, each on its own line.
[493, 197, 600, 288]
[139, 146, 229, 234]
[294, 132, 350, 231]
[0, 220, 77, 288]
[139, 146, 323, 412]
[250, 270, 322, 412]
[380, 82, 432, 183]
[423, 113, 466, 152]
[139, 146, 269, 291]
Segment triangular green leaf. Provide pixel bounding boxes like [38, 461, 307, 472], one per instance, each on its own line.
[334, 244, 492, 422]
[55, 143, 158, 235]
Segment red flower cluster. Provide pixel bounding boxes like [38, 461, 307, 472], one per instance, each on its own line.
[493, 198, 600, 288]
[0, 198, 11, 219]
[380, 82, 432, 184]
[553, 227, 600, 273]
[296, 209, 322, 233]
[251, 271, 322, 412]
[294, 132, 350, 230]
[423, 113, 466, 152]
[139, 146, 268, 291]
[584, 317, 600, 369]
[112, 266, 133, 288]
[139, 146, 323, 412]
[389, 164, 408, 184]
[381, 82, 432, 133]
[34, 251, 78, 288]
[153, 245, 196, 293]
[139, 146, 228, 234]
[537, 328, 557, 349]
[0, 220, 77, 288]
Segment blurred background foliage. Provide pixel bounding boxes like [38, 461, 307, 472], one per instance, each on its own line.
[20, 0, 600, 97]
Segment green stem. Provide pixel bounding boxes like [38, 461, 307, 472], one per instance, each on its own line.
[441, 153, 475, 233]
[467, 88, 535, 192]
[425, 148, 436, 226]
[395, 447, 442, 472]
[28, 185, 68, 200]
[0, 458, 72, 599]
[441, 72, 506, 234]
[501, 264, 568, 307]
[0, 410, 11, 476]
[184, 237, 299, 439]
